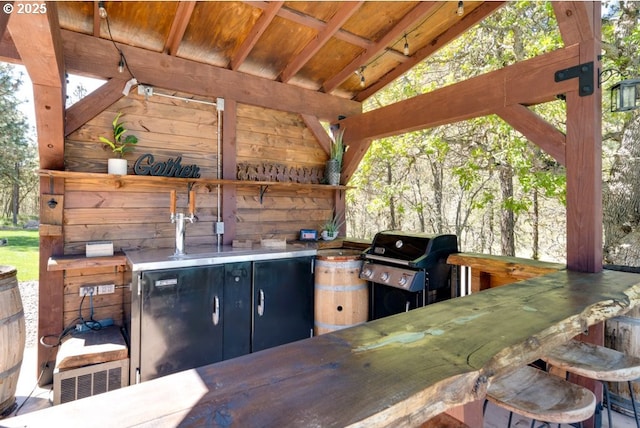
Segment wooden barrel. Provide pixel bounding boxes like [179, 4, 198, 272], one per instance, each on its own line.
[0, 266, 25, 416]
[314, 250, 369, 335]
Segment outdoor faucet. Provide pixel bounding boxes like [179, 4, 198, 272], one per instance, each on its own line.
[170, 190, 197, 257]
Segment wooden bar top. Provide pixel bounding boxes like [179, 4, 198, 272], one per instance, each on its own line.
[5, 269, 640, 427]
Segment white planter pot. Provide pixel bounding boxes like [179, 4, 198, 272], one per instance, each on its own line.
[321, 230, 338, 241]
[108, 158, 128, 175]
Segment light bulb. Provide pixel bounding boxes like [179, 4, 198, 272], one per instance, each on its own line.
[457, 1, 464, 16]
[360, 73, 365, 87]
[403, 39, 409, 56]
[118, 55, 125, 73]
[98, 2, 108, 19]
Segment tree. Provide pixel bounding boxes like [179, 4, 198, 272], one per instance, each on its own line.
[601, 1, 640, 266]
[0, 64, 37, 224]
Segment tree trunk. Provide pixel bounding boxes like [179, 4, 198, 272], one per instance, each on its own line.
[12, 162, 19, 225]
[532, 188, 539, 260]
[500, 164, 515, 256]
[603, 117, 640, 266]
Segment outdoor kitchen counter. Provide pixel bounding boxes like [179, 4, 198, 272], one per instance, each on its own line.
[5, 269, 640, 427]
[125, 244, 317, 271]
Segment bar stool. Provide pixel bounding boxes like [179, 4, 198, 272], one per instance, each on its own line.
[543, 339, 640, 428]
[485, 365, 596, 427]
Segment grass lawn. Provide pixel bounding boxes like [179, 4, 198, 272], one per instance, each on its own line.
[0, 229, 39, 281]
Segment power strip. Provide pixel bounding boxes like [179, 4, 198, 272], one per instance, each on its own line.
[75, 318, 114, 332]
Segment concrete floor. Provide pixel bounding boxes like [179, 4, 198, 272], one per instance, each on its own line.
[4, 347, 639, 427]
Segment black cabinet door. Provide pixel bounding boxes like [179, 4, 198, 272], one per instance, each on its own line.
[252, 257, 314, 352]
[222, 262, 251, 360]
[140, 265, 224, 381]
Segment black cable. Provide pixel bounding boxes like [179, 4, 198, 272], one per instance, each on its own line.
[103, 9, 136, 79]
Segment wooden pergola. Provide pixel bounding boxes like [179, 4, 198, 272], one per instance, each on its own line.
[0, 1, 606, 425]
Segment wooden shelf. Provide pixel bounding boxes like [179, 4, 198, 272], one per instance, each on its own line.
[48, 253, 128, 272]
[38, 169, 351, 191]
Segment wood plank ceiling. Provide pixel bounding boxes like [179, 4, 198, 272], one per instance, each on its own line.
[0, 1, 504, 102]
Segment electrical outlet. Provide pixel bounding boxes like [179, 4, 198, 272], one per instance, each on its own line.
[79, 285, 98, 296]
[98, 284, 115, 294]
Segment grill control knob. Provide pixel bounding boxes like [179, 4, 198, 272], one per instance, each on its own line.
[398, 276, 408, 287]
[380, 272, 390, 282]
[362, 268, 373, 278]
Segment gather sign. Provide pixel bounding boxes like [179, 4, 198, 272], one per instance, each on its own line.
[133, 153, 201, 178]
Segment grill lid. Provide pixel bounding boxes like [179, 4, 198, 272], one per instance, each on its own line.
[364, 231, 458, 268]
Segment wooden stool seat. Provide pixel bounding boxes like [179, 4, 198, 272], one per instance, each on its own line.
[487, 365, 596, 425]
[543, 339, 640, 381]
[543, 339, 640, 428]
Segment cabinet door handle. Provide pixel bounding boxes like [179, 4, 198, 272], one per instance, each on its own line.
[212, 296, 220, 325]
[257, 289, 265, 316]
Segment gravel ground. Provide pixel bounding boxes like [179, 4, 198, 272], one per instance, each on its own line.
[18, 280, 38, 349]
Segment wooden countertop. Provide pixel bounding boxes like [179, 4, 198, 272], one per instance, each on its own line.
[5, 269, 640, 427]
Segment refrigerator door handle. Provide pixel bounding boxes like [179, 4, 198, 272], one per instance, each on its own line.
[212, 295, 220, 325]
[257, 289, 265, 316]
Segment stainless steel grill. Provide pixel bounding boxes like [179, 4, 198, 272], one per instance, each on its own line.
[359, 231, 458, 319]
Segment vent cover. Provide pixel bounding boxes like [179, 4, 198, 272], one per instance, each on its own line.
[54, 359, 129, 405]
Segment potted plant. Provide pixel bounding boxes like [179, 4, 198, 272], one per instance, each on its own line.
[99, 112, 138, 175]
[325, 127, 344, 186]
[320, 211, 344, 240]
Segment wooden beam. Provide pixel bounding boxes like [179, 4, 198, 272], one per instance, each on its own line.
[163, 1, 196, 56]
[301, 114, 331, 157]
[0, 2, 11, 41]
[8, 2, 65, 170]
[280, 2, 363, 83]
[355, 2, 506, 102]
[323, 2, 440, 94]
[340, 45, 580, 182]
[61, 30, 362, 121]
[0, 30, 20, 63]
[92, 1, 100, 37]
[553, 2, 596, 46]
[65, 78, 126, 136]
[565, 18, 602, 274]
[495, 104, 567, 166]
[230, 1, 283, 71]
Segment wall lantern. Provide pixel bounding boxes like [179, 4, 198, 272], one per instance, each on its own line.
[610, 78, 640, 112]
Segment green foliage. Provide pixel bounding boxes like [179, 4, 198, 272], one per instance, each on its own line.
[330, 127, 345, 168]
[99, 112, 138, 158]
[0, 229, 39, 281]
[320, 211, 344, 234]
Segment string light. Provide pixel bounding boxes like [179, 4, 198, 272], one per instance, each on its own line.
[118, 53, 125, 73]
[403, 34, 409, 56]
[98, 1, 108, 19]
[457, 1, 464, 16]
[359, 66, 366, 87]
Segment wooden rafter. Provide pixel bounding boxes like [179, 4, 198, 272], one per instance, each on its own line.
[495, 104, 566, 166]
[65, 78, 127, 137]
[355, 1, 506, 102]
[246, 1, 407, 63]
[92, 1, 100, 37]
[340, 45, 580, 182]
[301, 114, 331, 156]
[163, 1, 196, 55]
[280, 1, 363, 83]
[230, 1, 283, 71]
[322, 2, 440, 94]
[61, 30, 361, 121]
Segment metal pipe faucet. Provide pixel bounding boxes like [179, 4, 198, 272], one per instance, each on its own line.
[169, 189, 197, 257]
[171, 212, 196, 256]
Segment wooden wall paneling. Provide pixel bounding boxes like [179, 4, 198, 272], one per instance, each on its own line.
[62, 267, 125, 327]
